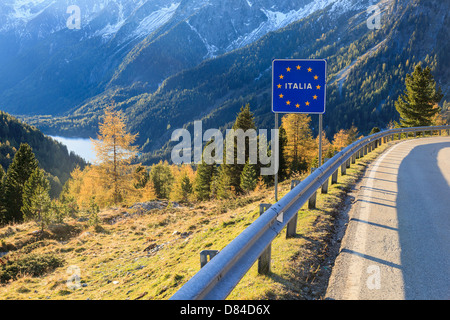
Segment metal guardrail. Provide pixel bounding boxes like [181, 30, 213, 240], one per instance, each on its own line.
[170, 125, 450, 300]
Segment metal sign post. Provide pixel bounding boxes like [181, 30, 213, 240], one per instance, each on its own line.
[274, 112, 279, 202]
[319, 114, 323, 167]
[272, 59, 327, 200]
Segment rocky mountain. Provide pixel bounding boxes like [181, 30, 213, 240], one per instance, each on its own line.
[0, 0, 341, 115]
[1, 0, 449, 164]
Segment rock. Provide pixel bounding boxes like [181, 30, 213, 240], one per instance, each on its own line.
[135, 292, 148, 300]
[180, 232, 192, 239]
[79, 231, 92, 238]
[112, 281, 119, 285]
[143, 243, 157, 252]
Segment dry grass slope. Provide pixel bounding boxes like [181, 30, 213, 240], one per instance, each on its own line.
[0, 140, 399, 300]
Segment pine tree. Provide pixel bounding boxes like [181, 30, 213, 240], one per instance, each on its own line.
[278, 126, 289, 182]
[220, 104, 257, 195]
[194, 141, 218, 201]
[240, 161, 257, 194]
[149, 161, 174, 199]
[395, 64, 443, 127]
[195, 161, 217, 201]
[215, 166, 234, 200]
[171, 165, 194, 203]
[2, 143, 39, 224]
[92, 104, 139, 205]
[21, 168, 51, 232]
[180, 174, 193, 202]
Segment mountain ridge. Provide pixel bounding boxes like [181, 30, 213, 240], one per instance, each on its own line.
[2, 0, 449, 165]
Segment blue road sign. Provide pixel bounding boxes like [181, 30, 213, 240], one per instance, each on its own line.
[272, 59, 327, 114]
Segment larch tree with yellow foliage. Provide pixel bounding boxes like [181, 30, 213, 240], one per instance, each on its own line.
[281, 113, 315, 174]
[332, 125, 359, 152]
[92, 104, 140, 205]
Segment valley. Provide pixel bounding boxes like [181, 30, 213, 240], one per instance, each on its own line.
[0, 0, 449, 303]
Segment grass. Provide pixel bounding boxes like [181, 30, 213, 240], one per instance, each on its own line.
[0, 139, 400, 300]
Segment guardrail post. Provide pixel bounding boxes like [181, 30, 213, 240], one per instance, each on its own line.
[286, 181, 301, 238]
[321, 176, 329, 194]
[341, 162, 347, 175]
[351, 153, 356, 164]
[321, 158, 330, 194]
[308, 168, 317, 209]
[331, 169, 338, 184]
[200, 250, 220, 268]
[258, 204, 272, 275]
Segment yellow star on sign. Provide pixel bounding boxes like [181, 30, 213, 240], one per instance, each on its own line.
[305, 101, 310, 106]
[279, 74, 284, 79]
[307, 67, 312, 72]
[313, 95, 318, 100]
[314, 75, 318, 80]
[279, 93, 284, 99]
[316, 85, 321, 90]
[286, 67, 291, 72]
[277, 84, 282, 89]
[286, 100, 291, 105]
[296, 65, 301, 70]
[295, 103, 300, 108]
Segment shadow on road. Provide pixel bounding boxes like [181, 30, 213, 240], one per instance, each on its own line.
[396, 141, 450, 299]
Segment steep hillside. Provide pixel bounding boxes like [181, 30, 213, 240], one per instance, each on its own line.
[5, 0, 449, 165]
[0, 0, 332, 115]
[0, 143, 390, 300]
[0, 111, 86, 196]
[126, 0, 450, 163]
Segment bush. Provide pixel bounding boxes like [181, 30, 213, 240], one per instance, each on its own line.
[0, 253, 64, 283]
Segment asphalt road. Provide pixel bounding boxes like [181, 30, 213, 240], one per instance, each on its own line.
[326, 137, 450, 300]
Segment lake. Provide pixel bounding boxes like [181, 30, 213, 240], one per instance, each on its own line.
[50, 136, 97, 163]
